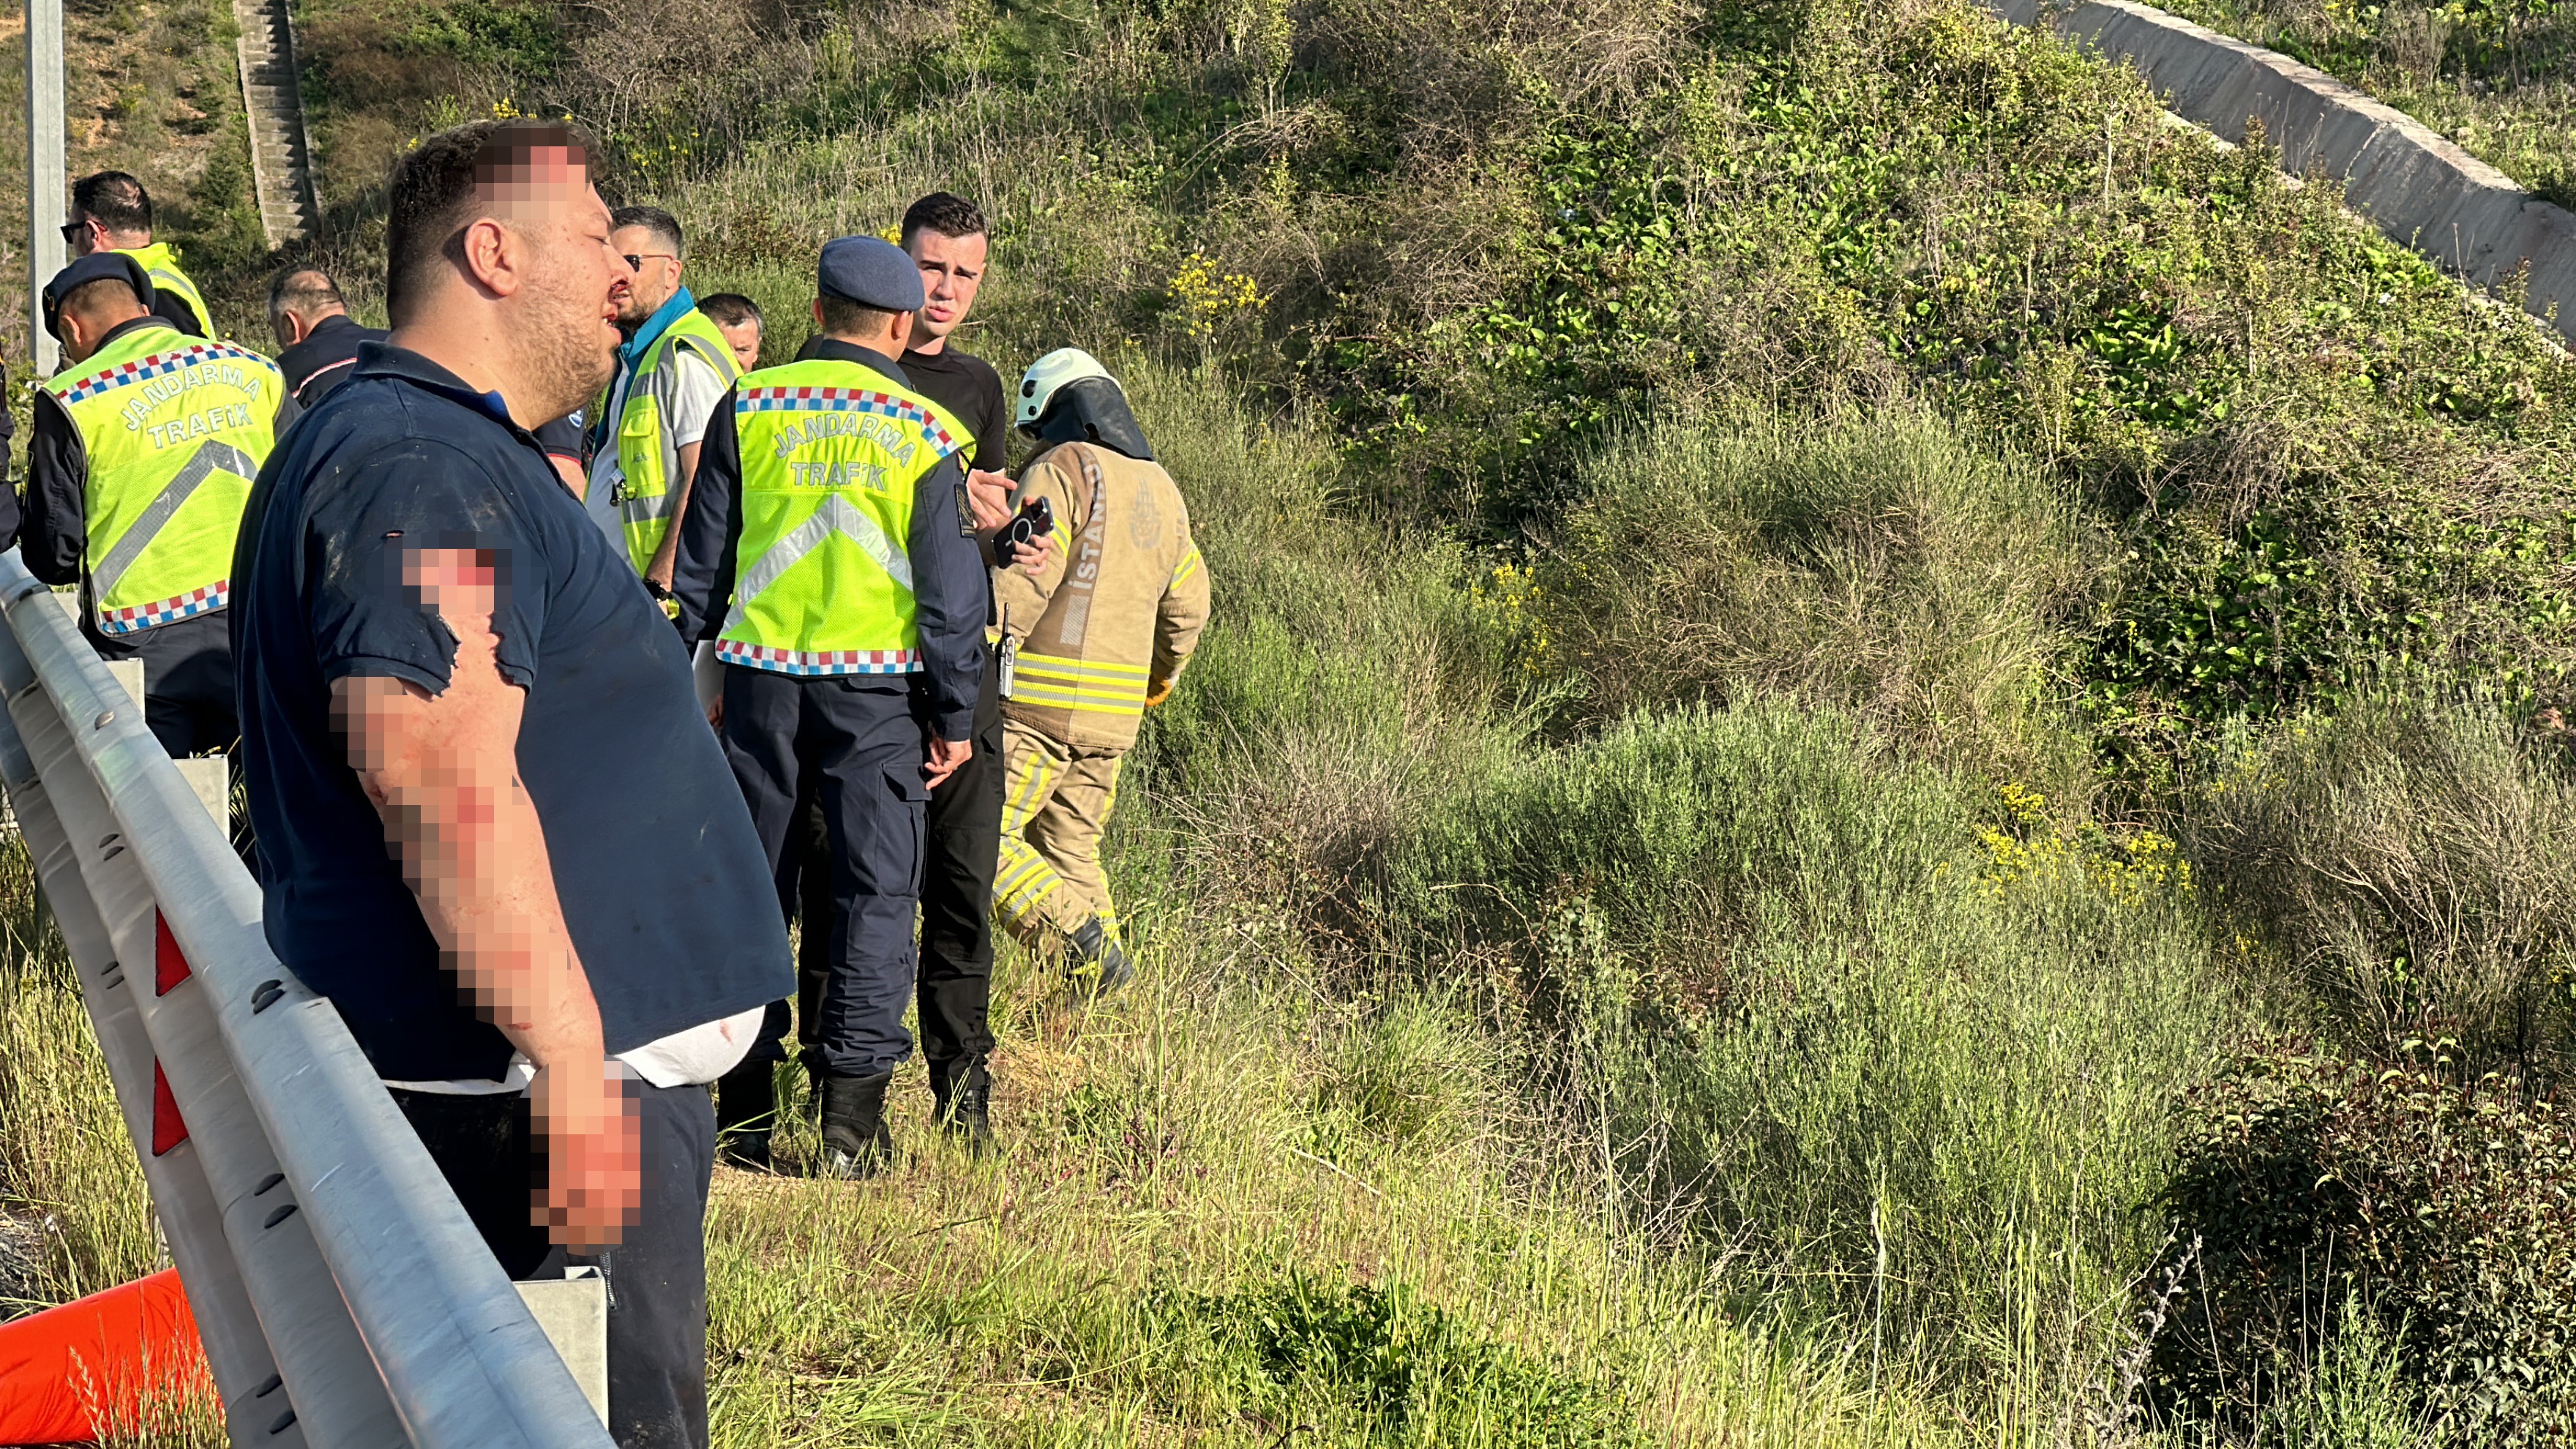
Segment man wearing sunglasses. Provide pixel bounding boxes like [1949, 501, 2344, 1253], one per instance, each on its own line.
[584, 206, 740, 594]
[66, 172, 218, 340]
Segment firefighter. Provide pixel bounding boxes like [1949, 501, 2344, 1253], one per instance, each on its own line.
[15, 253, 289, 756]
[989, 350, 1210, 991]
[669, 236, 986, 1177]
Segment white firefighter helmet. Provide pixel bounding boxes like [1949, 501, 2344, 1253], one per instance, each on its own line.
[1016, 348, 1117, 430]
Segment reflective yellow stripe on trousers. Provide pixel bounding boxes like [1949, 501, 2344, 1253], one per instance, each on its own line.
[994, 742, 1062, 924]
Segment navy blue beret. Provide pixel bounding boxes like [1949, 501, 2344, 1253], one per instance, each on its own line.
[817, 236, 926, 312]
[42, 252, 156, 339]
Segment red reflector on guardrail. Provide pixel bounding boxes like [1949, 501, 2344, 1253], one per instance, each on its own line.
[154, 910, 191, 996]
[151, 1061, 187, 1156]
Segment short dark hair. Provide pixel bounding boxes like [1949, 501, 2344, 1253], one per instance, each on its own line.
[268, 267, 347, 324]
[72, 171, 152, 234]
[818, 295, 900, 336]
[59, 277, 145, 329]
[697, 292, 762, 328]
[610, 204, 684, 258]
[383, 119, 596, 328]
[899, 192, 987, 249]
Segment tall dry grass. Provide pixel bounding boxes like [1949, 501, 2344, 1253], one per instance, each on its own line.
[2184, 690, 2576, 1086]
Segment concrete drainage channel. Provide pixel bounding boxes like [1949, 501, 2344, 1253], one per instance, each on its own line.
[1984, 0, 2576, 348]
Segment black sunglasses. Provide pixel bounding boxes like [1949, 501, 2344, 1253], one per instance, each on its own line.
[621, 252, 677, 272]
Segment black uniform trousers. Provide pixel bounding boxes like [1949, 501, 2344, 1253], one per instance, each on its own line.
[390, 1081, 716, 1449]
[785, 645, 1002, 1090]
[94, 610, 236, 757]
[722, 666, 929, 1080]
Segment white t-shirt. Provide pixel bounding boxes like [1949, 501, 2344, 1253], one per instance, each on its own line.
[583, 346, 730, 551]
[383, 1004, 768, 1095]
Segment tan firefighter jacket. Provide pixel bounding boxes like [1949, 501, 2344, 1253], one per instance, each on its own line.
[992, 441, 1210, 750]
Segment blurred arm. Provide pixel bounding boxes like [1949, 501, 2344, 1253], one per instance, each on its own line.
[331, 550, 633, 1248]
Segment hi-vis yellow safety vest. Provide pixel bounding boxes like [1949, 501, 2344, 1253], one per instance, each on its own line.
[44, 323, 280, 633]
[716, 359, 964, 675]
[613, 307, 741, 575]
[117, 242, 217, 338]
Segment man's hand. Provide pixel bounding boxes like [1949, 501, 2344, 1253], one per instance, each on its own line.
[964, 468, 1015, 533]
[529, 1061, 641, 1251]
[967, 468, 1054, 577]
[1006, 531, 1056, 580]
[926, 735, 971, 790]
[704, 694, 724, 729]
[1144, 673, 1175, 708]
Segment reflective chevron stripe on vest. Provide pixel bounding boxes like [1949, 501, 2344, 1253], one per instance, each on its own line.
[716, 358, 962, 675]
[45, 326, 280, 633]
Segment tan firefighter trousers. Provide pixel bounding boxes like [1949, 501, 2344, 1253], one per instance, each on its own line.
[993, 719, 1128, 944]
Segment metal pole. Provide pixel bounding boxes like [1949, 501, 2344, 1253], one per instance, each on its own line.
[26, 0, 64, 375]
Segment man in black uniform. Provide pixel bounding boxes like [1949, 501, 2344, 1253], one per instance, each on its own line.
[714, 195, 1026, 1166]
[891, 192, 1014, 1145]
[10, 254, 296, 756]
[672, 237, 990, 1178]
[270, 267, 389, 404]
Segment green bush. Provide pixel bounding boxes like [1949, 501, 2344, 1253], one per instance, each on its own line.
[1145, 1272, 1644, 1446]
[1308, 996, 1494, 1151]
[1368, 703, 2234, 1398]
[1538, 411, 2089, 777]
[2156, 1043, 2576, 1445]
[2182, 690, 2576, 1084]
[400, 0, 562, 72]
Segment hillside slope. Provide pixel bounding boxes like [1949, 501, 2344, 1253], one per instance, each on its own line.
[1, 0, 2572, 1443]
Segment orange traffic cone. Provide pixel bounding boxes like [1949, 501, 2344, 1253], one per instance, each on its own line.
[0, 1268, 211, 1445]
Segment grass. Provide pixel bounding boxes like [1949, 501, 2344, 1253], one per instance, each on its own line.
[4, 0, 2573, 1440]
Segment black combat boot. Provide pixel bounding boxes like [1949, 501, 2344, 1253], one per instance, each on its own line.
[713, 1058, 778, 1172]
[815, 1069, 896, 1180]
[932, 1058, 994, 1156]
[1066, 917, 1134, 1000]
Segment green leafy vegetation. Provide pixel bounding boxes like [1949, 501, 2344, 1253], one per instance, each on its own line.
[7, 0, 2576, 1442]
[2161, 1042, 2576, 1442]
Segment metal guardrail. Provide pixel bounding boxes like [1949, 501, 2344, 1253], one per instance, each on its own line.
[0, 550, 614, 1449]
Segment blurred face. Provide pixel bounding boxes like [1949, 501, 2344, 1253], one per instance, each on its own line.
[905, 228, 987, 351]
[715, 317, 762, 371]
[498, 155, 623, 421]
[611, 224, 681, 326]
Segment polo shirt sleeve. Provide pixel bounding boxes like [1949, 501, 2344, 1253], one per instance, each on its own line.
[659, 348, 730, 450]
[301, 441, 550, 695]
[151, 291, 205, 339]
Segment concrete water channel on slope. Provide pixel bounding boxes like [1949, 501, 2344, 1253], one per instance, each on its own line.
[1985, 0, 2576, 348]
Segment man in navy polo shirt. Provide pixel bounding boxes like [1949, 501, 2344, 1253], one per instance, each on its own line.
[231, 119, 788, 1449]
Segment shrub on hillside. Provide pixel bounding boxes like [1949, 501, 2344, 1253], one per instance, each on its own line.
[1538, 412, 2089, 776]
[2155, 1042, 2576, 1445]
[2183, 691, 2576, 1084]
[1366, 703, 2233, 1399]
[1146, 1272, 1645, 1445]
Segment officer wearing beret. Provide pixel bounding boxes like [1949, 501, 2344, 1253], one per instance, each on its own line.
[670, 237, 986, 1176]
[12, 253, 291, 756]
